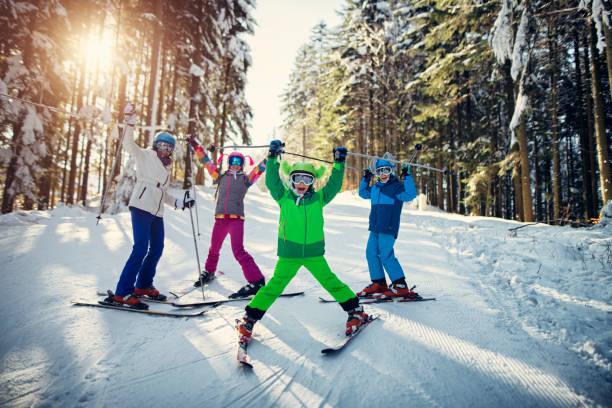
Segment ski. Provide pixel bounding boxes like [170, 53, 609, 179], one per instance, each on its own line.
[171, 291, 305, 309]
[360, 296, 436, 304]
[318, 296, 435, 304]
[235, 319, 253, 368]
[71, 301, 208, 318]
[98, 291, 304, 308]
[321, 315, 379, 354]
[168, 271, 225, 298]
[96, 291, 173, 305]
[237, 341, 252, 368]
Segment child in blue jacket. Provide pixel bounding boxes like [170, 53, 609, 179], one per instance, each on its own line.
[358, 154, 418, 299]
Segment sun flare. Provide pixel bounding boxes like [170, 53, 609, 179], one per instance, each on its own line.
[82, 31, 115, 73]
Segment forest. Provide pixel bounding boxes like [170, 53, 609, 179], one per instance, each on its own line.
[1, 0, 611, 225]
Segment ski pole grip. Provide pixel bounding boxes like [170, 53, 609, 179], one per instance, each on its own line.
[415, 143, 422, 151]
[207, 145, 216, 153]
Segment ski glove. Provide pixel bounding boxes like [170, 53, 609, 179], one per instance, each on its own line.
[333, 147, 348, 163]
[269, 140, 283, 158]
[363, 168, 373, 182]
[176, 196, 196, 210]
[123, 103, 137, 126]
[401, 165, 411, 178]
[186, 137, 199, 149]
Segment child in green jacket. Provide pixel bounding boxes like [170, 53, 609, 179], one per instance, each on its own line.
[237, 140, 368, 345]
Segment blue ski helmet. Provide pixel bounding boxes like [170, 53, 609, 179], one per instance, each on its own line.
[375, 159, 392, 168]
[153, 132, 175, 150]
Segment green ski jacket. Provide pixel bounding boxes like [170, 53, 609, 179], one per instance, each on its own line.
[266, 157, 345, 258]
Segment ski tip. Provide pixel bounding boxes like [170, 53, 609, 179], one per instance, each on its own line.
[238, 360, 253, 368]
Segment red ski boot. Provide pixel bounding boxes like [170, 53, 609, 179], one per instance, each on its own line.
[356, 281, 388, 297]
[134, 286, 167, 301]
[345, 306, 369, 336]
[376, 282, 420, 300]
[237, 316, 257, 345]
[112, 293, 148, 310]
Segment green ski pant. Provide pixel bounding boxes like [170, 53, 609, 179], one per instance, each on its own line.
[247, 256, 356, 314]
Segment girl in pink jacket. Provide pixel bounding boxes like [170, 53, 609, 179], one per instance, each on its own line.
[187, 138, 266, 298]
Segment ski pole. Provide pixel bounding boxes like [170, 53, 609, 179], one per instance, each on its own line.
[208, 144, 269, 152]
[407, 143, 422, 164]
[192, 182, 201, 239]
[96, 122, 129, 224]
[187, 137, 202, 239]
[282, 150, 364, 171]
[346, 151, 446, 173]
[185, 190, 205, 299]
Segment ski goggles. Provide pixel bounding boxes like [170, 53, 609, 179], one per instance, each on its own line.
[155, 141, 174, 153]
[375, 166, 393, 176]
[290, 172, 315, 186]
[228, 156, 244, 166]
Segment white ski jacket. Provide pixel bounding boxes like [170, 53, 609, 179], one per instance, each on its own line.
[124, 126, 177, 218]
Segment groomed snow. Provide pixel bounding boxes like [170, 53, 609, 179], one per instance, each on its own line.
[0, 187, 610, 407]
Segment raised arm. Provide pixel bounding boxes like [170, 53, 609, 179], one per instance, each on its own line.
[320, 147, 348, 206]
[195, 146, 220, 179]
[121, 103, 146, 161]
[396, 166, 417, 202]
[186, 138, 220, 179]
[265, 141, 286, 202]
[122, 125, 147, 161]
[321, 162, 345, 206]
[246, 158, 266, 187]
[358, 169, 373, 199]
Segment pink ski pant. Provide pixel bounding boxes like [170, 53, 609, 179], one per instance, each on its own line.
[205, 218, 264, 283]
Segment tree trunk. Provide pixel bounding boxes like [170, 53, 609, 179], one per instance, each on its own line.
[1, 121, 24, 213]
[156, 34, 167, 126]
[534, 134, 542, 220]
[517, 114, 534, 222]
[146, 0, 164, 145]
[184, 1, 204, 190]
[588, 17, 612, 203]
[574, 28, 595, 219]
[549, 20, 561, 220]
[602, 8, 612, 102]
[66, 58, 87, 205]
[582, 30, 600, 210]
[80, 134, 93, 206]
[437, 133, 444, 210]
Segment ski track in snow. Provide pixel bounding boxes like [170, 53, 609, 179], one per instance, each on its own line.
[0, 187, 610, 407]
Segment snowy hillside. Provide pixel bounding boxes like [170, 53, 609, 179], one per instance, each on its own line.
[0, 187, 610, 407]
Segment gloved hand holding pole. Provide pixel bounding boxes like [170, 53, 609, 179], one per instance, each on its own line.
[346, 150, 445, 173]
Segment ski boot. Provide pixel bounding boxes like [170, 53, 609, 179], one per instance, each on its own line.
[356, 281, 388, 297]
[229, 279, 265, 299]
[345, 306, 369, 336]
[111, 293, 148, 310]
[134, 286, 167, 301]
[376, 282, 421, 300]
[237, 315, 257, 345]
[194, 271, 215, 287]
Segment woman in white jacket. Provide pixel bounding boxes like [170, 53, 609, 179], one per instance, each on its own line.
[112, 104, 194, 310]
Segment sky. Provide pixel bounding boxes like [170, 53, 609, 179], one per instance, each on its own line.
[244, 0, 345, 146]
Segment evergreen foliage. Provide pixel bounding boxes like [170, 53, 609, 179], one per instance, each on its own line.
[280, 0, 611, 223]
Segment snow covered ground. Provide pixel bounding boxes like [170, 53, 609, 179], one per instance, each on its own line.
[0, 185, 610, 407]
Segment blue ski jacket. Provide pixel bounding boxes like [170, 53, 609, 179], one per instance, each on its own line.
[359, 175, 417, 238]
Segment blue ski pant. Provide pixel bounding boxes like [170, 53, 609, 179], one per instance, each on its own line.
[365, 231, 405, 283]
[115, 207, 165, 296]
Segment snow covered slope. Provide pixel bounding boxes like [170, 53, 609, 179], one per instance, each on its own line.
[0, 188, 610, 407]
